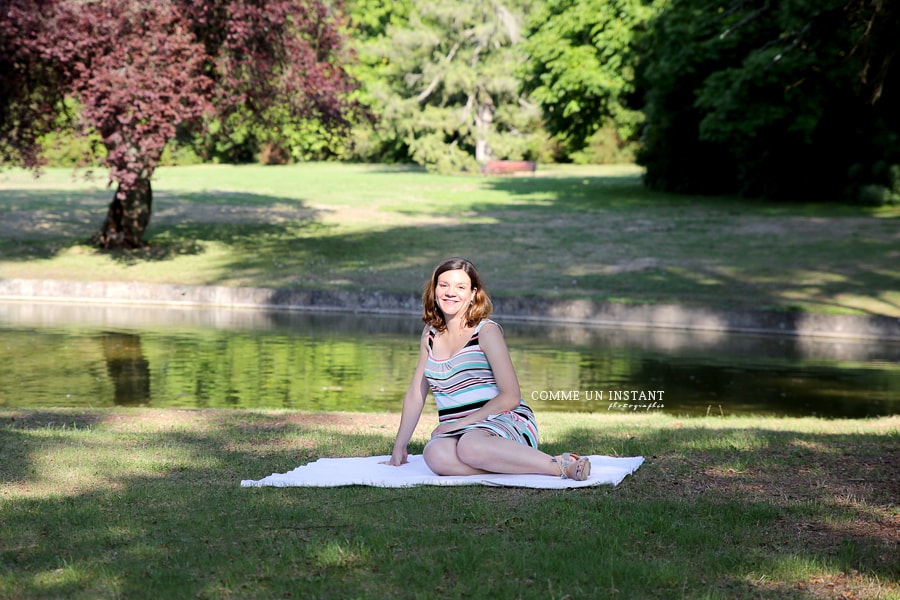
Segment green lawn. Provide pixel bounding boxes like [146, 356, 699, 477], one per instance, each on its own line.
[1, 409, 897, 599]
[1, 163, 898, 316]
[2, 165, 897, 599]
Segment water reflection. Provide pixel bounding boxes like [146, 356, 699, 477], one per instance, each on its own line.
[100, 332, 150, 406]
[0, 301, 897, 417]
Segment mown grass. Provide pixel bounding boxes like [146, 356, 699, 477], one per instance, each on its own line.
[0, 163, 898, 316]
[1, 409, 897, 599]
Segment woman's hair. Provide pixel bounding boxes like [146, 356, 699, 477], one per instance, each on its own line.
[422, 257, 493, 331]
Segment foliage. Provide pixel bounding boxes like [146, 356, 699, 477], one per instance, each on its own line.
[569, 125, 638, 165]
[199, 109, 350, 165]
[346, 0, 414, 41]
[521, 0, 666, 161]
[1, 0, 211, 190]
[35, 99, 106, 168]
[0, 0, 357, 246]
[636, 0, 900, 202]
[349, 0, 544, 172]
[336, 0, 415, 163]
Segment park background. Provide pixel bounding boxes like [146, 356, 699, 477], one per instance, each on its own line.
[1, 1, 899, 599]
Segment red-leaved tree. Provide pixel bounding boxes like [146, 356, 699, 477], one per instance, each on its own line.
[0, 0, 355, 248]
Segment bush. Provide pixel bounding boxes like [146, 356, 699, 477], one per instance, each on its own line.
[159, 141, 204, 166]
[38, 129, 104, 168]
[570, 126, 637, 165]
[636, 0, 900, 202]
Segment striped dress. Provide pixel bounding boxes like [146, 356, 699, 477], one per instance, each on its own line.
[425, 319, 539, 448]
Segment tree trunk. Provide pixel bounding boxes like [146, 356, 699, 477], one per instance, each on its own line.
[474, 101, 494, 163]
[91, 178, 153, 249]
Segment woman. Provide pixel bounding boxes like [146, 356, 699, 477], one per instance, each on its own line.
[381, 257, 591, 480]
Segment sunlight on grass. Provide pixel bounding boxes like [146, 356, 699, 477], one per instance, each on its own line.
[2, 163, 897, 316]
[2, 409, 898, 599]
[308, 539, 371, 569]
[33, 563, 83, 591]
[14, 428, 221, 498]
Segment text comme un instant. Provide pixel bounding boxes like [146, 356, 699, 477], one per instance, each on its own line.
[531, 390, 665, 402]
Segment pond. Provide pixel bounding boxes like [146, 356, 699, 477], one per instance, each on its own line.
[1, 301, 898, 418]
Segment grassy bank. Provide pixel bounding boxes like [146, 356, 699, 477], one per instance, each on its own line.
[1, 163, 898, 316]
[1, 409, 897, 599]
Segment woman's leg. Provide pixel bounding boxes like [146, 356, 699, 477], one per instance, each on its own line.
[423, 436, 487, 476]
[455, 430, 560, 475]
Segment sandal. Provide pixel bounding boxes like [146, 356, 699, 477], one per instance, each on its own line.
[552, 453, 591, 481]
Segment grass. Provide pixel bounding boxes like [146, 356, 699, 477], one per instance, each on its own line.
[1, 409, 897, 599]
[0, 163, 898, 316]
[1, 164, 898, 598]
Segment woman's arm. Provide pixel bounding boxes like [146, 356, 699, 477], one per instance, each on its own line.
[382, 327, 431, 466]
[430, 322, 521, 435]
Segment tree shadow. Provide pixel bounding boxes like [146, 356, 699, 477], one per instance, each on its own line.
[3, 169, 897, 319]
[0, 411, 107, 484]
[1, 411, 897, 598]
[553, 422, 899, 594]
[0, 188, 321, 264]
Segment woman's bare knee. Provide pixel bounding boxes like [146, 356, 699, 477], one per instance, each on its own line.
[455, 431, 493, 468]
[423, 439, 459, 475]
[424, 437, 485, 476]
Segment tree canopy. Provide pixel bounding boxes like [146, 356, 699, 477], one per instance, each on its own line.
[4, 0, 898, 206]
[521, 0, 665, 161]
[0, 0, 356, 247]
[636, 0, 900, 202]
[350, 0, 543, 172]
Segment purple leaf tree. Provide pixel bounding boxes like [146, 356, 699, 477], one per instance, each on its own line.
[0, 0, 355, 248]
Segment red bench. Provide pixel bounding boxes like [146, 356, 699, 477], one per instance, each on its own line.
[481, 160, 537, 175]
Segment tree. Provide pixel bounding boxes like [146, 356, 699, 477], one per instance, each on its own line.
[0, 0, 356, 248]
[352, 0, 543, 172]
[521, 0, 666, 162]
[636, 0, 900, 202]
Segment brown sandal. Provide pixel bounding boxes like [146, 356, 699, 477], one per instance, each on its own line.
[552, 453, 591, 481]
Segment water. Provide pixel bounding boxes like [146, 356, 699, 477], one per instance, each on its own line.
[1, 301, 897, 418]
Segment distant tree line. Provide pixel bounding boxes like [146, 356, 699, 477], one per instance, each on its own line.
[0, 0, 896, 246]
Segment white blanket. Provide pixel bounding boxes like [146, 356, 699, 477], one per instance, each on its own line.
[240, 454, 644, 489]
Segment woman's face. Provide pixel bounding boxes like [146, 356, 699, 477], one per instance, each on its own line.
[435, 269, 476, 320]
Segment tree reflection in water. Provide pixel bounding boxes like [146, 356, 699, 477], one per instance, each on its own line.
[100, 332, 150, 406]
[0, 303, 896, 416]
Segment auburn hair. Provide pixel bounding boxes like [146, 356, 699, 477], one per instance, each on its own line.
[422, 257, 493, 332]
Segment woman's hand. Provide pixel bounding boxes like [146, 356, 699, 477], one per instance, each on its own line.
[380, 446, 408, 466]
[430, 421, 463, 438]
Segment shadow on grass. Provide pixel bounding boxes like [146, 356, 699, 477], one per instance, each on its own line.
[1, 411, 897, 599]
[481, 172, 900, 217]
[0, 411, 108, 484]
[2, 170, 898, 317]
[0, 188, 321, 264]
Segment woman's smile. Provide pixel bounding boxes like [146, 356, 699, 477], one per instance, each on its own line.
[435, 269, 475, 316]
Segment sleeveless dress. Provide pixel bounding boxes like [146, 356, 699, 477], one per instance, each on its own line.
[425, 319, 539, 448]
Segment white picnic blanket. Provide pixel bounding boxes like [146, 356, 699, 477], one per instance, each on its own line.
[240, 454, 644, 489]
